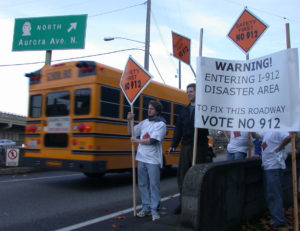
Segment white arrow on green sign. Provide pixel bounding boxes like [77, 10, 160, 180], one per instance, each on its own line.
[12, 14, 87, 51]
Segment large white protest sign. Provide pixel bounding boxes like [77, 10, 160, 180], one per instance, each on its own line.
[195, 48, 300, 131]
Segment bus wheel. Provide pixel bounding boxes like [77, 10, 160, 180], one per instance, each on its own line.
[83, 172, 105, 178]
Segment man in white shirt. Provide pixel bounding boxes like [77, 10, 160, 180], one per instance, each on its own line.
[127, 100, 166, 221]
[224, 131, 249, 160]
[252, 131, 291, 228]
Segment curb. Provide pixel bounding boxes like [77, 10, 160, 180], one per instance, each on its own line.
[0, 167, 38, 175]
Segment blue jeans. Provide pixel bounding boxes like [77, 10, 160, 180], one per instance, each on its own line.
[264, 169, 286, 225]
[138, 161, 160, 214]
[227, 151, 247, 160]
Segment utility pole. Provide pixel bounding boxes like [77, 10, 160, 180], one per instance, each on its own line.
[178, 60, 181, 89]
[144, 0, 151, 71]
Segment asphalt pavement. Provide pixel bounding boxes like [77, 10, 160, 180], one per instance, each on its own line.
[0, 153, 227, 231]
[0, 166, 193, 231]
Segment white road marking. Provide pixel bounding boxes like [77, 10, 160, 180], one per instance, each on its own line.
[54, 193, 180, 231]
[0, 173, 82, 183]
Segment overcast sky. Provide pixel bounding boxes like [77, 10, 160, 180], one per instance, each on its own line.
[0, 0, 299, 116]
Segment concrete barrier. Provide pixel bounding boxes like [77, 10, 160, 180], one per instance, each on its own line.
[181, 155, 300, 231]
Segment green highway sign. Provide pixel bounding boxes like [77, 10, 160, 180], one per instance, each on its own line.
[12, 14, 87, 51]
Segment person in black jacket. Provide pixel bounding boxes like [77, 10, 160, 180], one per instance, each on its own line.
[168, 83, 211, 214]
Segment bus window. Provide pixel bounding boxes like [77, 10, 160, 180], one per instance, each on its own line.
[160, 100, 171, 125]
[45, 133, 68, 148]
[29, 94, 42, 118]
[75, 88, 90, 115]
[46, 91, 70, 117]
[173, 103, 184, 125]
[100, 85, 120, 118]
[142, 95, 155, 120]
[123, 96, 140, 121]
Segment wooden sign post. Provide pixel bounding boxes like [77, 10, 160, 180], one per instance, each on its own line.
[120, 56, 153, 216]
[286, 23, 299, 231]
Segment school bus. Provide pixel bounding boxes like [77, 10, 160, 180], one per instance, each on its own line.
[23, 61, 188, 176]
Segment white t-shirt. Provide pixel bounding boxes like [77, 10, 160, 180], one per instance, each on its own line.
[134, 119, 166, 167]
[227, 131, 249, 154]
[259, 131, 290, 170]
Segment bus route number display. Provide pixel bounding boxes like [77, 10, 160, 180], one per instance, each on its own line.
[120, 57, 153, 105]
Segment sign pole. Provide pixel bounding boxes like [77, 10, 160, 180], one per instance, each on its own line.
[45, 50, 52, 65]
[192, 28, 203, 166]
[286, 22, 298, 231]
[291, 132, 298, 231]
[120, 56, 153, 217]
[189, 65, 196, 78]
[246, 54, 252, 159]
[130, 105, 137, 216]
[178, 60, 181, 89]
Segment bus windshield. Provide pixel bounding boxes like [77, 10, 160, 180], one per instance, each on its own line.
[46, 91, 70, 117]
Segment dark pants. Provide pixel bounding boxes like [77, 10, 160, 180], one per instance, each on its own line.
[263, 169, 286, 225]
[177, 144, 210, 199]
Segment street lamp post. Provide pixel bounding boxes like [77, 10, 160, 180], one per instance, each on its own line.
[104, 36, 149, 71]
[144, 0, 151, 71]
[103, 1, 151, 71]
[104, 37, 145, 45]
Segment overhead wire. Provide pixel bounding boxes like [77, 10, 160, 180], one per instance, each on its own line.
[0, 1, 167, 83]
[0, 47, 144, 67]
[5, 0, 298, 83]
[0, 1, 147, 67]
[151, 10, 177, 69]
[223, 0, 300, 23]
[89, 1, 147, 18]
[0, 46, 166, 84]
[0, 0, 39, 8]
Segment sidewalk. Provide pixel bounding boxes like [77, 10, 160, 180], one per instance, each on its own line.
[94, 195, 193, 231]
[0, 166, 37, 175]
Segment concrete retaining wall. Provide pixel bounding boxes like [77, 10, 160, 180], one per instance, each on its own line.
[181, 155, 299, 231]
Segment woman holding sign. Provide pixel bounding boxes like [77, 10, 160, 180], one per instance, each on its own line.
[127, 100, 166, 221]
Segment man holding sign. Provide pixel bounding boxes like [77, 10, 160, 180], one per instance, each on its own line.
[168, 83, 211, 214]
[127, 100, 166, 221]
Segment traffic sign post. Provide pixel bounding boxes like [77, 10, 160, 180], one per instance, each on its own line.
[171, 31, 196, 79]
[6, 148, 20, 167]
[227, 8, 268, 54]
[120, 56, 152, 216]
[12, 14, 87, 51]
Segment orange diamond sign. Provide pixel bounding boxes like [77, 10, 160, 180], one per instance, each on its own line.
[120, 57, 153, 105]
[228, 8, 268, 54]
[172, 31, 191, 65]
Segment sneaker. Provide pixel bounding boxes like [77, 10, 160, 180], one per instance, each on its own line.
[136, 210, 151, 218]
[152, 213, 160, 221]
[268, 219, 285, 228]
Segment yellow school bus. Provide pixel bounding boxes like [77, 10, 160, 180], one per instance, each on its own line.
[23, 61, 188, 176]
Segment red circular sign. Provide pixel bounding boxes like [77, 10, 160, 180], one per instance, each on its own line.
[8, 149, 18, 160]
